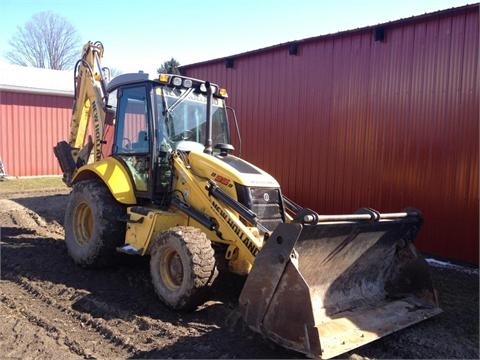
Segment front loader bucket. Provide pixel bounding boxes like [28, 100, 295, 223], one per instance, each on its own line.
[239, 214, 441, 359]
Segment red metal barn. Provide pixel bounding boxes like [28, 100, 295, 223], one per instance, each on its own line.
[0, 65, 72, 177]
[180, 5, 479, 264]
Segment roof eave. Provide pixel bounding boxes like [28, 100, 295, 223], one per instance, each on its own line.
[0, 85, 74, 97]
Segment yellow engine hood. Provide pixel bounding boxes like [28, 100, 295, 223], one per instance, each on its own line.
[187, 150, 280, 188]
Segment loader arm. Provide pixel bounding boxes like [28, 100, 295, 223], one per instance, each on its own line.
[170, 153, 263, 274]
[54, 41, 109, 185]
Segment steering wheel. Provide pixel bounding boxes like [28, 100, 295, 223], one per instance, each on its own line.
[172, 130, 193, 141]
[122, 137, 132, 149]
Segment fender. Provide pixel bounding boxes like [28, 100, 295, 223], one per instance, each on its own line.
[72, 157, 136, 204]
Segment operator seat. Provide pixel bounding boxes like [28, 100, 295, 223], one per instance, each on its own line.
[132, 130, 148, 152]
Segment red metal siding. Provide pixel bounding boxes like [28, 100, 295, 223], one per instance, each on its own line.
[182, 6, 479, 264]
[0, 91, 72, 176]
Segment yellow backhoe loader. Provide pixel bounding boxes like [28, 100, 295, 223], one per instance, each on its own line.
[54, 41, 441, 358]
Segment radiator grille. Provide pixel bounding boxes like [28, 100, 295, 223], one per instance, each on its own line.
[237, 186, 283, 231]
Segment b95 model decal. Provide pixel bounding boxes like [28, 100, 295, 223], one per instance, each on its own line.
[211, 172, 233, 188]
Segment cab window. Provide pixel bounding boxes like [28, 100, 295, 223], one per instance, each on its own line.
[114, 86, 149, 154]
[113, 86, 150, 193]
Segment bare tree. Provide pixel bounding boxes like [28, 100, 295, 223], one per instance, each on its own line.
[157, 58, 181, 74]
[5, 11, 81, 70]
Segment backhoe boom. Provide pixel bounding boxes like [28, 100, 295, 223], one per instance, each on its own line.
[54, 41, 108, 184]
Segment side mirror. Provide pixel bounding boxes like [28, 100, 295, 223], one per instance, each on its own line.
[105, 107, 115, 125]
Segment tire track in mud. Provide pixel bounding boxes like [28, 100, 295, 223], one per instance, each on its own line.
[0, 293, 87, 358]
[1, 219, 191, 358]
[1, 265, 140, 357]
[1, 198, 143, 358]
[0, 198, 65, 237]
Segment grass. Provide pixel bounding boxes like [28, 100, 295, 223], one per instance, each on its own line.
[0, 176, 68, 194]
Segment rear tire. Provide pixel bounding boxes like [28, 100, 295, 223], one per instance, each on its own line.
[64, 179, 126, 267]
[149, 226, 218, 310]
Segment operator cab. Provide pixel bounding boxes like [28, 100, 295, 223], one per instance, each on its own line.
[104, 73, 231, 205]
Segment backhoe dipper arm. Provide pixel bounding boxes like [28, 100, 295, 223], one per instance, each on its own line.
[54, 41, 108, 185]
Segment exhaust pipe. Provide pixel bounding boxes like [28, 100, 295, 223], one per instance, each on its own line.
[203, 81, 213, 155]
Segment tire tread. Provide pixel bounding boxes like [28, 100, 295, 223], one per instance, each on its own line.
[150, 226, 218, 310]
[64, 179, 126, 268]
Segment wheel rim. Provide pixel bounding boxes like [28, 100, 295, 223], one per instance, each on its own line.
[73, 202, 93, 246]
[159, 247, 184, 290]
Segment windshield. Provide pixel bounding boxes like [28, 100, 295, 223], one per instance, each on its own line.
[156, 86, 229, 151]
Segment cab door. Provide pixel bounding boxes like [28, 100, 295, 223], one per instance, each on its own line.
[112, 85, 152, 196]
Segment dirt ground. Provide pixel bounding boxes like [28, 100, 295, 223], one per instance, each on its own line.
[0, 189, 478, 359]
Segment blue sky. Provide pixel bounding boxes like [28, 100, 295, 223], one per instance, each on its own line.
[0, 0, 471, 75]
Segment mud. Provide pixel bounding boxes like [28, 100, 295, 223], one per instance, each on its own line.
[0, 191, 478, 359]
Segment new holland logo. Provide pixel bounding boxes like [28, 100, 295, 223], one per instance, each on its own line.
[263, 192, 270, 202]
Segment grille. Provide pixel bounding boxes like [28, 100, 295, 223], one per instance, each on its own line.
[246, 187, 283, 231]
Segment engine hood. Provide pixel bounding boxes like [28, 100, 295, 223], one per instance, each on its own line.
[187, 150, 280, 188]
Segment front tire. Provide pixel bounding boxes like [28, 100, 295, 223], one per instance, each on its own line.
[149, 226, 218, 310]
[64, 179, 126, 267]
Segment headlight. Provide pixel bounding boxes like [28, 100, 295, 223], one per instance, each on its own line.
[172, 77, 182, 86]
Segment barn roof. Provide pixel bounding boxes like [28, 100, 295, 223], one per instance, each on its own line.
[0, 62, 73, 96]
[180, 3, 478, 70]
